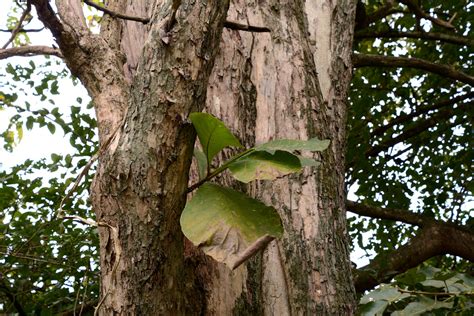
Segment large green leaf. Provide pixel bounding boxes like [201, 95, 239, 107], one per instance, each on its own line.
[180, 183, 283, 269]
[358, 300, 389, 316]
[360, 285, 409, 305]
[255, 137, 330, 154]
[189, 112, 243, 164]
[228, 150, 302, 183]
[391, 296, 453, 315]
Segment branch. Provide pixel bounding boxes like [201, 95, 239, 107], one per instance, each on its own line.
[346, 200, 426, 226]
[353, 223, 474, 292]
[355, 30, 474, 47]
[365, 101, 471, 157]
[2, 2, 31, 49]
[366, 0, 401, 25]
[0, 27, 44, 33]
[352, 53, 474, 86]
[0, 45, 63, 60]
[397, 0, 455, 29]
[83, 0, 150, 24]
[372, 92, 474, 138]
[0, 280, 27, 316]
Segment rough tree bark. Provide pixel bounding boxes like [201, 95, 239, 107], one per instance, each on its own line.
[31, 0, 356, 314]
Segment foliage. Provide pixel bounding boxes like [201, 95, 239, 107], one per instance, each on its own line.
[349, 0, 474, 313]
[358, 266, 474, 315]
[182, 113, 327, 269]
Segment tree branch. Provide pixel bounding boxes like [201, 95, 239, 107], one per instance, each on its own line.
[0, 27, 44, 33]
[0, 280, 27, 316]
[83, 0, 150, 24]
[355, 30, 474, 47]
[365, 101, 471, 158]
[2, 2, 31, 49]
[82, 1, 271, 33]
[372, 92, 474, 138]
[366, 0, 401, 26]
[352, 53, 474, 86]
[353, 223, 474, 292]
[397, 0, 455, 29]
[346, 200, 426, 226]
[0, 45, 62, 60]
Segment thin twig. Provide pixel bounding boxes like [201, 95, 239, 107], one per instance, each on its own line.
[397, 287, 474, 296]
[0, 27, 44, 33]
[83, 0, 150, 24]
[2, 2, 32, 49]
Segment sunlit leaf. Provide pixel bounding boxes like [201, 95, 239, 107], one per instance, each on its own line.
[228, 150, 302, 183]
[189, 112, 242, 164]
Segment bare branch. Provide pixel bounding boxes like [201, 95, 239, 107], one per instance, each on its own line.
[0, 27, 44, 33]
[397, 0, 455, 29]
[372, 92, 474, 137]
[353, 53, 474, 86]
[83, 0, 150, 24]
[0, 45, 62, 60]
[2, 2, 31, 49]
[353, 223, 474, 292]
[355, 30, 474, 47]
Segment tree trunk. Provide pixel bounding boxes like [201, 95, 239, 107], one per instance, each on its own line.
[199, 1, 357, 314]
[90, 1, 231, 314]
[36, 0, 356, 314]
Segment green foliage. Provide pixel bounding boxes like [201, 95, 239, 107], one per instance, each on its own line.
[358, 266, 474, 315]
[183, 113, 328, 268]
[1, 23, 98, 311]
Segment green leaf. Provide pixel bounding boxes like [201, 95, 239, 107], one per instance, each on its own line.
[391, 296, 453, 315]
[297, 156, 321, 167]
[26, 117, 34, 130]
[47, 122, 56, 134]
[16, 123, 23, 141]
[360, 285, 409, 305]
[51, 153, 61, 164]
[358, 300, 389, 316]
[255, 137, 330, 154]
[193, 148, 208, 180]
[189, 112, 242, 164]
[228, 150, 302, 183]
[180, 183, 283, 269]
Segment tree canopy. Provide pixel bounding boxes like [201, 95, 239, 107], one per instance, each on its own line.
[0, 0, 473, 314]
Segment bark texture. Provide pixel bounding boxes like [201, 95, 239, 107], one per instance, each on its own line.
[198, 1, 358, 314]
[90, 1, 231, 314]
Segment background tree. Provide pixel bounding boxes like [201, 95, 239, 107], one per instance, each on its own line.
[0, 0, 472, 315]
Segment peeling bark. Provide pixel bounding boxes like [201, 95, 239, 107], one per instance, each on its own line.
[200, 0, 357, 314]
